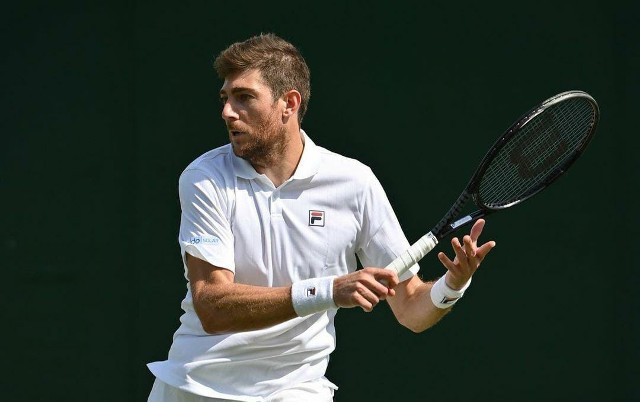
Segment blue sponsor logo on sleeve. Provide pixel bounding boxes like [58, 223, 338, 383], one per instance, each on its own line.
[189, 236, 220, 245]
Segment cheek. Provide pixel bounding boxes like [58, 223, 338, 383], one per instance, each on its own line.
[255, 109, 279, 127]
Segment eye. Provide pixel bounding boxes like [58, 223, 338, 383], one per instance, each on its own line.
[219, 96, 228, 105]
[238, 93, 252, 102]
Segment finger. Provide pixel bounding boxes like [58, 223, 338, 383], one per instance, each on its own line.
[451, 237, 468, 263]
[469, 219, 486, 243]
[354, 271, 391, 299]
[463, 235, 476, 258]
[475, 241, 497, 260]
[372, 269, 400, 288]
[437, 251, 455, 271]
[438, 252, 468, 290]
[356, 285, 381, 309]
[353, 293, 374, 312]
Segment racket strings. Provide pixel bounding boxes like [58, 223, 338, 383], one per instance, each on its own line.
[478, 97, 595, 207]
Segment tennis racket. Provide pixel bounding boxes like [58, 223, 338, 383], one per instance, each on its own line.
[386, 90, 599, 276]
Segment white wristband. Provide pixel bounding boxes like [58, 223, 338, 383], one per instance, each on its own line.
[430, 275, 472, 309]
[291, 276, 338, 317]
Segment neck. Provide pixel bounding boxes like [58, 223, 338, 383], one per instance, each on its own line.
[251, 130, 304, 188]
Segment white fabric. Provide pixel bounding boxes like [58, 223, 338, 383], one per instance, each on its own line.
[291, 275, 338, 317]
[148, 378, 334, 402]
[147, 131, 419, 400]
[430, 275, 472, 308]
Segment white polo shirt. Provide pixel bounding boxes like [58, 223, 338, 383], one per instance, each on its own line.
[147, 131, 419, 401]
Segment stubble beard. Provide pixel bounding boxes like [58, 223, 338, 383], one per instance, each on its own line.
[231, 108, 288, 167]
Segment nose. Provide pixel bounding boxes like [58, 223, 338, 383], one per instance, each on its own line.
[221, 100, 238, 121]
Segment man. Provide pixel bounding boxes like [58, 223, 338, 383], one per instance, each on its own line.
[148, 33, 495, 402]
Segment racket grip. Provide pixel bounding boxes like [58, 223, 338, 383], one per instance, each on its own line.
[385, 232, 438, 277]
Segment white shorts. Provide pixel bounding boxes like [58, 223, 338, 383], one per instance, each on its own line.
[147, 378, 334, 402]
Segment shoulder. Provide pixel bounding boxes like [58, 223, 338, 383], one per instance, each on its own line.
[315, 144, 376, 182]
[177, 144, 237, 201]
[180, 144, 234, 182]
[183, 144, 233, 174]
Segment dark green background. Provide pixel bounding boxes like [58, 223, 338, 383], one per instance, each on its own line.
[2, 1, 638, 401]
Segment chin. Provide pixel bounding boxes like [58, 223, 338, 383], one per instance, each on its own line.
[230, 142, 243, 155]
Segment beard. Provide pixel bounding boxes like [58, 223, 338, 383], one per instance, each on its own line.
[229, 108, 288, 167]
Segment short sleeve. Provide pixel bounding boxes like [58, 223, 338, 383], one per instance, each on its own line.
[356, 171, 419, 282]
[178, 168, 235, 272]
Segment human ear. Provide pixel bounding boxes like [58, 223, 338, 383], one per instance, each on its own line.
[282, 90, 301, 118]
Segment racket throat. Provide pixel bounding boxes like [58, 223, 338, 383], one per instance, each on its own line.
[441, 210, 486, 238]
[450, 215, 474, 230]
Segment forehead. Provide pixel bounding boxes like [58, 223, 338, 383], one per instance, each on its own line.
[220, 69, 271, 95]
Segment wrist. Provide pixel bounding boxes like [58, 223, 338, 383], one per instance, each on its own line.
[430, 275, 472, 309]
[291, 276, 338, 317]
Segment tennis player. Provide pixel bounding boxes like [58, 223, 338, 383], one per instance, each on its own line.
[147, 33, 496, 402]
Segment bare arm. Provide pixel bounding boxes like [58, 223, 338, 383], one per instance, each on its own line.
[387, 219, 496, 333]
[386, 276, 451, 333]
[187, 253, 297, 334]
[187, 254, 401, 334]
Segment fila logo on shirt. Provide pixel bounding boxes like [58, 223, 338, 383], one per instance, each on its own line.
[308, 210, 325, 227]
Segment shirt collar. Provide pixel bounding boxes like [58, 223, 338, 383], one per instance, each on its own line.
[231, 129, 321, 181]
[231, 146, 260, 180]
[292, 130, 322, 180]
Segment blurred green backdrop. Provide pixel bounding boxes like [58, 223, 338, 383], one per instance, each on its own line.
[2, 1, 638, 401]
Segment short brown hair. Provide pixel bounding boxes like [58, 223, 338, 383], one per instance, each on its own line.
[214, 33, 311, 123]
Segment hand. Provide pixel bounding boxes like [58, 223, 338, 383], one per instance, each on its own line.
[437, 219, 496, 290]
[333, 268, 399, 312]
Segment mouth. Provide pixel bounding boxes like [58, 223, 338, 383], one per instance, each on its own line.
[230, 130, 244, 137]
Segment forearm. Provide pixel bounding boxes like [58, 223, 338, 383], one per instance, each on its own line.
[390, 221, 494, 332]
[192, 281, 296, 334]
[388, 278, 452, 333]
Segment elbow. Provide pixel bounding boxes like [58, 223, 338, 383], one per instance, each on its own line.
[399, 317, 432, 334]
[200, 318, 229, 335]
[193, 299, 232, 335]
[395, 308, 448, 334]
[408, 325, 430, 334]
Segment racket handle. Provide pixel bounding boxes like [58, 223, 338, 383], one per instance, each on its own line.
[385, 232, 438, 277]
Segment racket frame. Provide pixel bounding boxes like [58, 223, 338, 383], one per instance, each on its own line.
[466, 90, 599, 212]
[386, 90, 599, 276]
